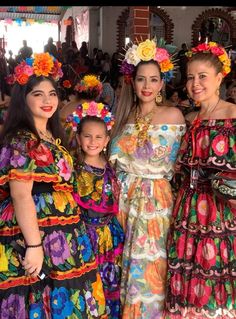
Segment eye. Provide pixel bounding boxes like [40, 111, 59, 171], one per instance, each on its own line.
[136, 77, 144, 82]
[187, 75, 193, 81]
[151, 78, 158, 82]
[199, 74, 206, 79]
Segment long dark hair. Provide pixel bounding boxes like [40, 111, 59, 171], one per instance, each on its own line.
[0, 75, 66, 147]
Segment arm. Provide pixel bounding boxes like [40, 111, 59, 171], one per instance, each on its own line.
[10, 179, 44, 277]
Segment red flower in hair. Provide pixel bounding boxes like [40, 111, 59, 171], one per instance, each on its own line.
[63, 80, 72, 88]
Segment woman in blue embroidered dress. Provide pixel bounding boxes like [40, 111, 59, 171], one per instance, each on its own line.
[164, 42, 236, 318]
[109, 39, 186, 318]
[0, 53, 107, 318]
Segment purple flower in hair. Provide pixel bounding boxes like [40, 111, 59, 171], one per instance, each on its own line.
[120, 61, 134, 75]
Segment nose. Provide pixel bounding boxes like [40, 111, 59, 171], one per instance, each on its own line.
[192, 77, 200, 87]
[43, 94, 52, 103]
[89, 136, 96, 144]
[143, 79, 150, 89]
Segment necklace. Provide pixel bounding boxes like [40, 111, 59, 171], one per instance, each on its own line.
[38, 129, 55, 143]
[135, 107, 155, 147]
[197, 98, 221, 120]
[83, 162, 106, 177]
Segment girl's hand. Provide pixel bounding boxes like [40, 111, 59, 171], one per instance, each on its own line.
[21, 246, 44, 278]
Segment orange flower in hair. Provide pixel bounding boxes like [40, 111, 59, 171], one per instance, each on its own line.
[33, 53, 54, 77]
[6, 52, 63, 85]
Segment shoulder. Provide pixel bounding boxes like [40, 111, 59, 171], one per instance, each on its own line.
[222, 100, 236, 118]
[155, 105, 185, 124]
[185, 111, 198, 124]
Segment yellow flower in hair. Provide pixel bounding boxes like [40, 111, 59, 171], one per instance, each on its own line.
[82, 102, 89, 110]
[33, 53, 54, 77]
[97, 103, 104, 111]
[208, 41, 217, 47]
[83, 75, 100, 88]
[137, 39, 156, 61]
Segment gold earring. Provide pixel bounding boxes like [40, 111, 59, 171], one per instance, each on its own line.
[216, 88, 220, 96]
[155, 92, 162, 104]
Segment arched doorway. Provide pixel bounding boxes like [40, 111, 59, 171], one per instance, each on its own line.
[116, 8, 130, 52]
[191, 8, 236, 46]
[149, 7, 174, 43]
[116, 7, 174, 52]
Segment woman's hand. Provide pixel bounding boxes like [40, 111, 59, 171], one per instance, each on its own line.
[22, 246, 44, 278]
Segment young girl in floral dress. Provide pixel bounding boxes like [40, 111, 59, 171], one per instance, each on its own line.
[72, 105, 124, 318]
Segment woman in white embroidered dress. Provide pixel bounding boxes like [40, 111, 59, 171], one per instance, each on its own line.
[109, 39, 186, 319]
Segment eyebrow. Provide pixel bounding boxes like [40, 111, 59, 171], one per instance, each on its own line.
[136, 75, 159, 78]
[31, 89, 57, 94]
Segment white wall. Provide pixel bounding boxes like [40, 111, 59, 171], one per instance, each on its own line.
[162, 6, 224, 50]
[60, 6, 90, 50]
[61, 6, 228, 55]
[99, 6, 125, 55]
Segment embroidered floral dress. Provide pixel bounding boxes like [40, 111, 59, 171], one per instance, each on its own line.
[74, 162, 125, 319]
[0, 130, 107, 319]
[109, 123, 186, 319]
[164, 119, 236, 319]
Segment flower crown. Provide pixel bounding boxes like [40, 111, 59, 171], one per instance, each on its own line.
[74, 74, 103, 95]
[67, 101, 115, 131]
[7, 52, 63, 85]
[120, 38, 175, 83]
[186, 41, 231, 77]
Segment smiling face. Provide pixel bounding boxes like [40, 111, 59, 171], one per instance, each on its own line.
[186, 60, 222, 103]
[77, 120, 110, 160]
[134, 62, 163, 104]
[26, 79, 58, 127]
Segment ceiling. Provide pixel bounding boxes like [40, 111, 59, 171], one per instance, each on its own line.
[0, 6, 69, 21]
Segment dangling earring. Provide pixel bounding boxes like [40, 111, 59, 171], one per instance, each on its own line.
[103, 146, 107, 153]
[155, 92, 162, 104]
[216, 87, 220, 96]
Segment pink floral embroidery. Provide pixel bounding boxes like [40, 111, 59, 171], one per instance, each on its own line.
[195, 238, 216, 269]
[220, 240, 228, 263]
[212, 135, 229, 156]
[57, 158, 72, 181]
[196, 193, 216, 226]
[188, 277, 212, 307]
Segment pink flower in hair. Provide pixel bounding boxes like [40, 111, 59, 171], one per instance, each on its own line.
[210, 46, 224, 56]
[155, 48, 170, 63]
[86, 101, 98, 116]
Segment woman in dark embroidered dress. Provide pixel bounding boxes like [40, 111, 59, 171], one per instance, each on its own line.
[164, 42, 236, 318]
[0, 53, 107, 318]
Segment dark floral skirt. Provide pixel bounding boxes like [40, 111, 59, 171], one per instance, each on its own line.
[81, 210, 125, 319]
[0, 192, 107, 319]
